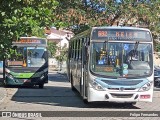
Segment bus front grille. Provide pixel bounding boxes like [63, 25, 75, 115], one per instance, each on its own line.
[110, 93, 133, 98]
[108, 88, 136, 91]
[101, 80, 143, 86]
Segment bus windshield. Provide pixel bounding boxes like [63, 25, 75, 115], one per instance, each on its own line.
[6, 47, 46, 67]
[90, 42, 153, 78]
[27, 47, 46, 67]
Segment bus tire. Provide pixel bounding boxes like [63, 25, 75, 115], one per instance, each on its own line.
[83, 99, 89, 104]
[71, 81, 76, 91]
[126, 102, 136, 106]
[71, 75, 76, 91]
[39, 83, 44, 89]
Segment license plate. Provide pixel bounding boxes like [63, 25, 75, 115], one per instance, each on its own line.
[24, 79, 31, 82]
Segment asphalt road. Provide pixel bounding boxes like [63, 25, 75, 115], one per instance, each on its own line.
[0, 71, 160, 120]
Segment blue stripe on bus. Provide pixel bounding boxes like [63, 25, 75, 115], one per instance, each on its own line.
[95, 78, 149, 88]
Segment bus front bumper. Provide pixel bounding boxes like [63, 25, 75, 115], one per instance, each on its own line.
[88, 87, 153, 103]
[5, 76, 46, 86]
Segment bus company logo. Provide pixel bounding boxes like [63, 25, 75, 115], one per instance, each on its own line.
[1, 112, 42, 118]
[2, 112, 11, 117]
[119, 87, 125, 91]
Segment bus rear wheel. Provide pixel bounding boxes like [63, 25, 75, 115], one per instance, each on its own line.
[71, 75, 76, 91]
[39, 83, 44, 89]
[71, 80, 76, 91]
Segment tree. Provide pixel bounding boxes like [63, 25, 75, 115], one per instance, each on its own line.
[55, 45, 68, 70]
[55, 0, 159, 36]
[0, 0, 159, 59]
[55, 45, 68, 62]
[0, 0, 59, 60]
[47, 42, 57, 57]
[0, 0, 59, 80]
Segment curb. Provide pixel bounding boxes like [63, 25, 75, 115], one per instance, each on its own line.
[0, 87, 7, 103]
[0, 76, 7, 103]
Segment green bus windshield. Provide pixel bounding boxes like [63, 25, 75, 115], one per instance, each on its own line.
[6, 46, 47, 67]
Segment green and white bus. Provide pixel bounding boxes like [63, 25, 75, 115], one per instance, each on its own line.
[4, 37, 48, 88]
[67, 26, 154, 104]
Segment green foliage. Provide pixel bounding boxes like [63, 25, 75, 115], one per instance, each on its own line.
[155, 44, 160, 52]
[55, 45, 68, 62]
[47, 42, 57, 57]
[0, 0, 59, 60]
[55, 0, 160, 36]
[8, 48, 23, 60]
[0, 0, 160, 60]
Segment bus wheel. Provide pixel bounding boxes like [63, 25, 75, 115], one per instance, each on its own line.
[71, 81, 76, 91]
[71, 76, 76, 91]
[39, 84, 44, 89]
[83, 99, 89, 104]
[126, 102, 136, 106]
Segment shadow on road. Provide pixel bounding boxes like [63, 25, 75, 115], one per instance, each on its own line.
[10, 86, 140, 109]
[9, 72, 140, 109]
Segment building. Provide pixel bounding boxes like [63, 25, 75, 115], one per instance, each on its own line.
[46, 27, 73, 47]
[45, 27, 74, 71]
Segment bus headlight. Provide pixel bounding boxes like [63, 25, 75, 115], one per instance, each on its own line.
[90, 80, 105, 91]
[7, 74, 14, 79]
[40, 74, 45, 80]
[138, 82, 152, 92]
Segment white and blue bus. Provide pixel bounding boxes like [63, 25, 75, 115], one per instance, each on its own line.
[67, 26, 154, 105]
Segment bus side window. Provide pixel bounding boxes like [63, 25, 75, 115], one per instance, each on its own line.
[86, 37, 90, 46]
[77, 39, 81, 60]
[83, 38, 89, 64]
[68, 43, 71, 59]
[72, 40, 74, 59]
[79, 38, 82, 60]
[71, 41, 74, 59]
[73, 40, 77, 60]
[76, 39, 79, 60]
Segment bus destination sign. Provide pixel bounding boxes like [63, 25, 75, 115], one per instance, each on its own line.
[20, 39, 41, 43]
[92, 29, 152, 41]
[13, 38, 47, 45]
[98, 31, 139, 38]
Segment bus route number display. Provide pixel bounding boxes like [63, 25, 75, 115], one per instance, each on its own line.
[98, 31, 139, 38]
[20, 39, 41, 43]
[92, 29, 151, 41]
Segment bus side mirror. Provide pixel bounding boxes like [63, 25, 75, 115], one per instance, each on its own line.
[47, 50, 51, 58]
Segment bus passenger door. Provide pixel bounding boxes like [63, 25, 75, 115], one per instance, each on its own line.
[71, 40, 77, 88]
[81, 38, 88, 99]
[75, 39, 81, 92]
[72, 39, 79, 91]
